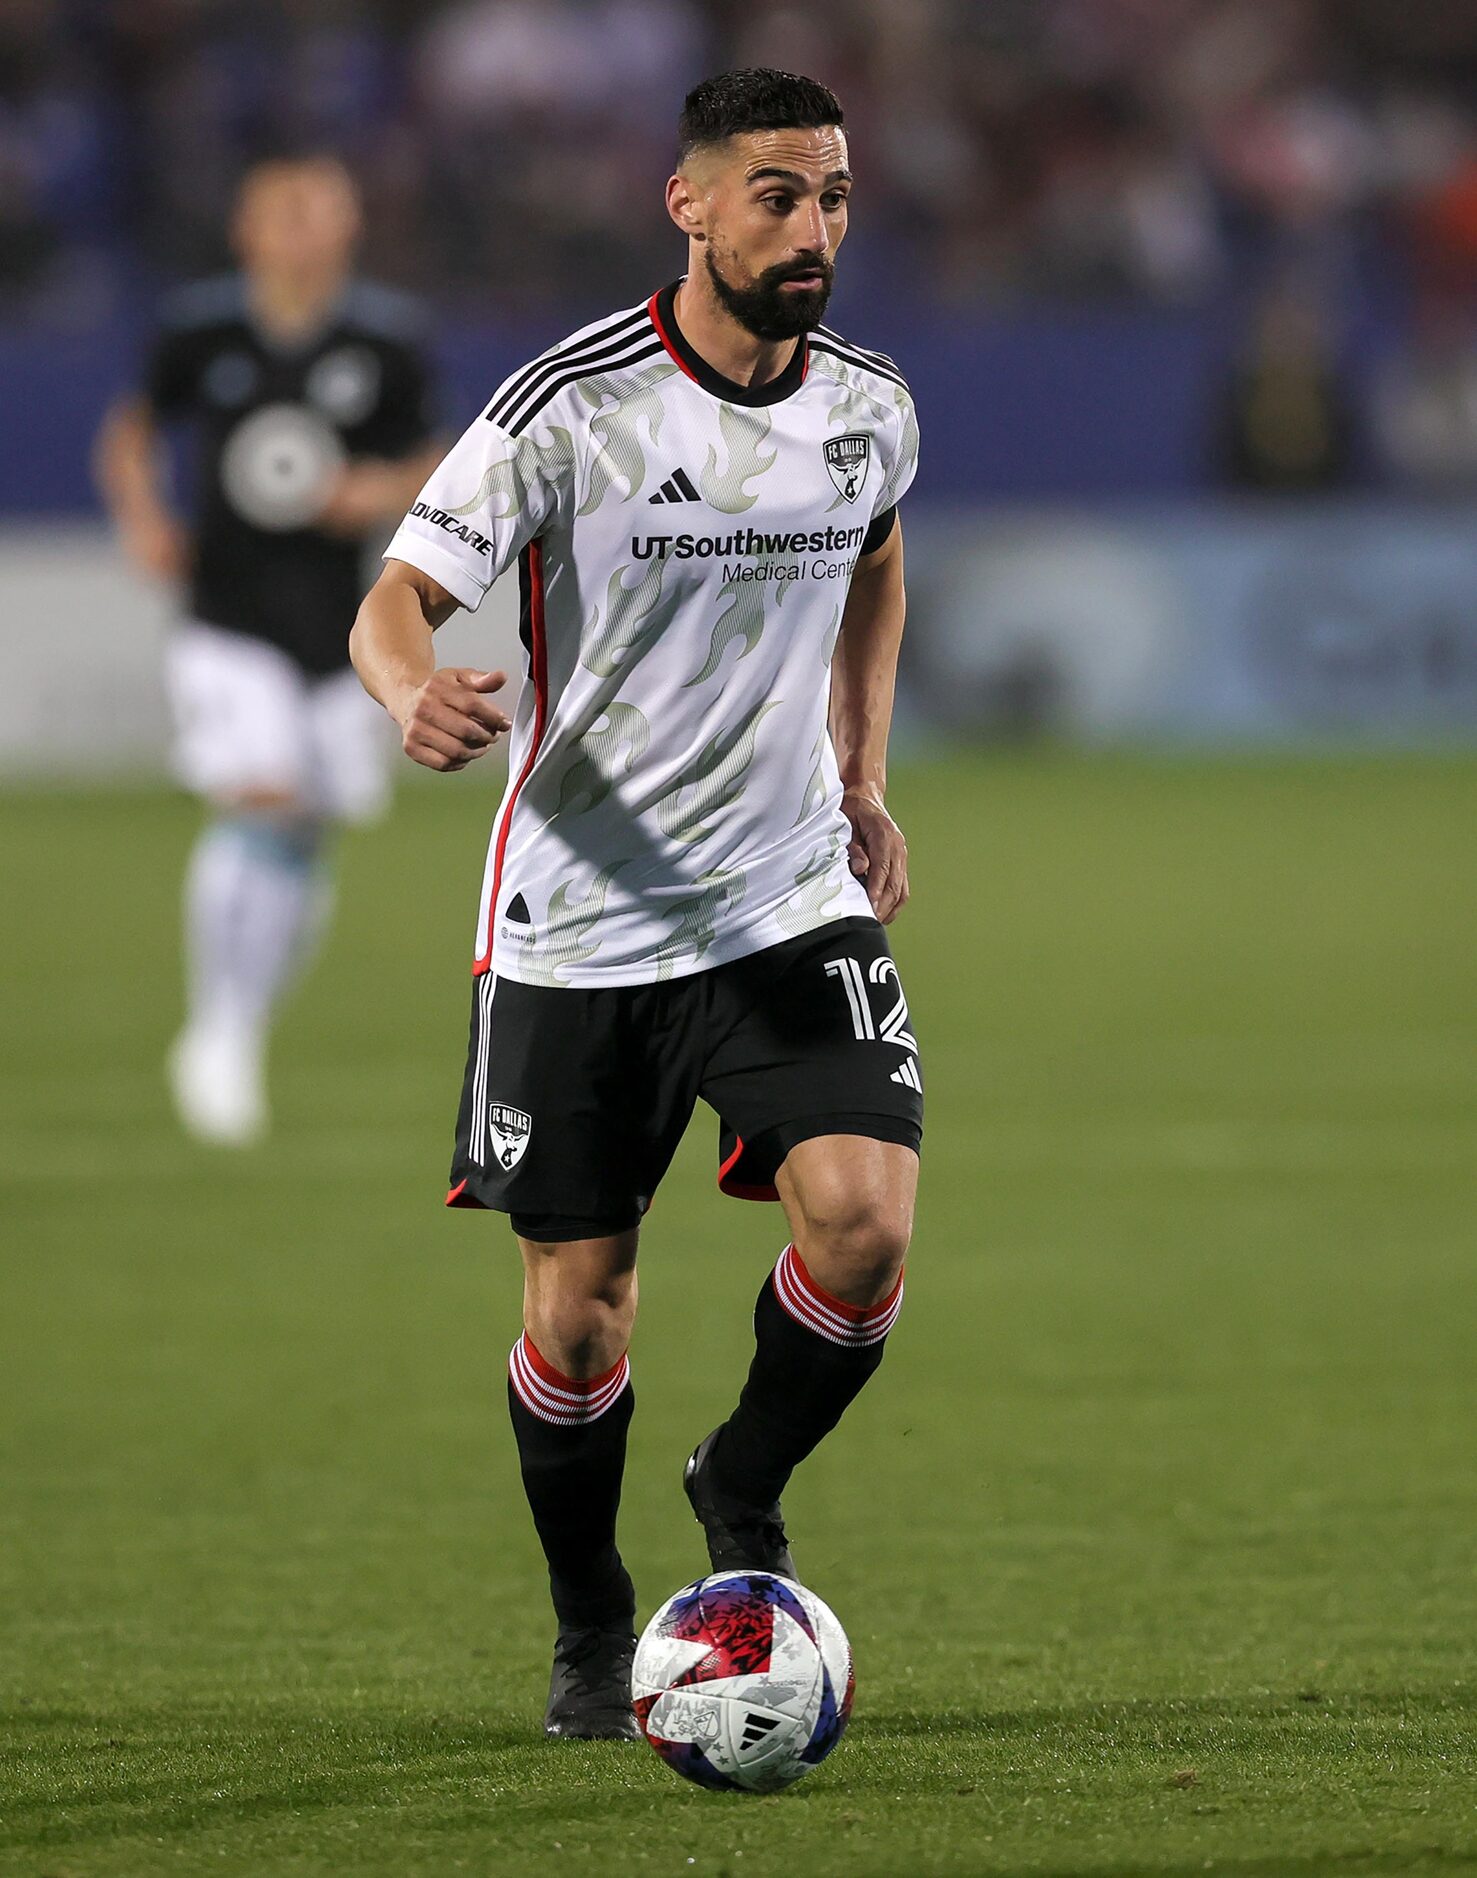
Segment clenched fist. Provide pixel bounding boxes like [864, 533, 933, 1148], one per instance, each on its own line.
[395, 668, 512, 772]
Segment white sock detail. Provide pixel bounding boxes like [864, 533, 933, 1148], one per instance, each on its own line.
[771, 1244, 905, 1348]
[184, 818, 327, 1036]
[509, 1334, 630, 1427]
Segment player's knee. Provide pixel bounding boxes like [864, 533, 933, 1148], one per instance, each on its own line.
[793, 1189, 911, 1305]
[536, 1293, 634, 1378]
[522, 1247, 637, 1378]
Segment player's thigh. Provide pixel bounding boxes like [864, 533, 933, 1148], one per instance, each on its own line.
[306, 663, 396, 825]
[699, 916, 924, 1206]
[447, 972, 699, 1232]
[166, 621, 311, 806]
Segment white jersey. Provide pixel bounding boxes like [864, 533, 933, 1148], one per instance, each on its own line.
[384, 281, 919, 987]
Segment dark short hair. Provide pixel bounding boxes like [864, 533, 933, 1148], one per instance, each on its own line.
[678, 69, 843, 163]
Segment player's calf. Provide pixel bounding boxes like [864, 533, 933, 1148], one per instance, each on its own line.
[507, 1233, 642, 1736]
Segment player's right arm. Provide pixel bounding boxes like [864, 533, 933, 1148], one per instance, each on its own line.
[350, 561, 512, 773]
[93, 395, 191, 584]
[351, 374, 574, 773]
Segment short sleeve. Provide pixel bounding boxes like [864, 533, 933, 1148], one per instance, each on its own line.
[875, 384, 920, 513]
[383, 406, 575, 612]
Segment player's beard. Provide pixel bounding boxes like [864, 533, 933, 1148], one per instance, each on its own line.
[703, 245, 835, 341]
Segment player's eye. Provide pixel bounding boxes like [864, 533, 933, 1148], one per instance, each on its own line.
[760, 194, 793, 213]
[822, 192, 848, 211]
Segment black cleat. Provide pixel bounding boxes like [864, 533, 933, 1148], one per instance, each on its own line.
[683, 1429, 796, 1578]
[543, 1624, 641, 1741]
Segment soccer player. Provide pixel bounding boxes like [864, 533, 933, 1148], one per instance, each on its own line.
[352, 70, 921, 1740]
[95, 155, 442, 1144]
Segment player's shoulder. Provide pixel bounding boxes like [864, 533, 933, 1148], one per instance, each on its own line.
[482, 296, 665, 437]
[808, 322, 912, 403]
[339, 278, 433, 349]
[155, 273, 249, 336]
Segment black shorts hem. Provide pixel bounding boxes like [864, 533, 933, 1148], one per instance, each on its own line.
[510, 1208, 645, 1242]
[445, 1178, 643, 1242]
[717, 1111, 923, 1203]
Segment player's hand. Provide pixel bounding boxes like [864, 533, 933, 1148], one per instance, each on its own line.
[842, 784, 909, 924]
[122, 508, 191, 584]
[395, 668, 511, 772]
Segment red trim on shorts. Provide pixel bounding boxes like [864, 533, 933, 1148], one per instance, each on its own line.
[446, 1178, 487, 1209]
[717, 1134, 780, 1203]
[476, 539, 548, 977]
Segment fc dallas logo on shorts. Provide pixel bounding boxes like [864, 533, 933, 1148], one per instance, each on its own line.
[488, 1102, 532, 1171]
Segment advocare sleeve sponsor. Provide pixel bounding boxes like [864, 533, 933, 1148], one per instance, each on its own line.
[384, 412, 575, 612]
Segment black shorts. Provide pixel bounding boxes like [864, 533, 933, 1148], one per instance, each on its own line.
[446, 916, 923, 1239]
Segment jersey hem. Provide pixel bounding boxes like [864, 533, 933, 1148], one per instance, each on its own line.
[383, 531, 488, 613]
[487, 898, 877, 989]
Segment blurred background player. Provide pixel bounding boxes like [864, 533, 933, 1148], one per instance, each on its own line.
[94, 155, 443, 1145]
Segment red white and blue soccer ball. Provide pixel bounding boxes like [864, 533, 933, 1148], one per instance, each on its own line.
[632, 1572, 854, 1792]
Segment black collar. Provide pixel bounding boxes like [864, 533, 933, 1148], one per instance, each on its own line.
[651, 280, 809, 407]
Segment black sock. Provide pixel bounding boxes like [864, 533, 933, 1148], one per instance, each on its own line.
[508, 1333, 635, 1630]
[712, 1244, 905, 1508]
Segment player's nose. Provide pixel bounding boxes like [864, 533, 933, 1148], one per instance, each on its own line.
[797, 201, 829, 254]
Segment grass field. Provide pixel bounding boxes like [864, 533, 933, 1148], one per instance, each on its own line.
[1, 752, 1474, 1877]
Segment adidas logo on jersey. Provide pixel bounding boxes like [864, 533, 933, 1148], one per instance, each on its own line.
[890, 1057, 923, 1092]
[648, 467, 701, 504]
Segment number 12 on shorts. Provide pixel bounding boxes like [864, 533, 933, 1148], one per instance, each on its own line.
[824, 955, 918, 1052]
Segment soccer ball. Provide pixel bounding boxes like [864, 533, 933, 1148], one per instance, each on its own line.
[631, 1571, 854, 1792]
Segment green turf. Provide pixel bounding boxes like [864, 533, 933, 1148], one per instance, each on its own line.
[1, 753, 1474, 1876]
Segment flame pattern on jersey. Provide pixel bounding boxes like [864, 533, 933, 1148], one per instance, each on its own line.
[793, 729, 829, 828]
[577, 368, 675, 517]
[512, 861, 629, 985]
[776, 840, 847, 935]
[684, 566, 769, 688]
[581, 553, 674, 680]
[651, 866, 748, 980]
[655, 701, 781, 845]
[699, 404, 778, 513]
[384, 287, 918, 986]
[554, 703, 651, 817]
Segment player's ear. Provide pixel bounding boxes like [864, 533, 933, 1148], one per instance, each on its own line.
[666, 170, 707, 242]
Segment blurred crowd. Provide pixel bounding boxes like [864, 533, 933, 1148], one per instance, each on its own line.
[7, 0, 1477, 491]
[3, 0, 1476, 323]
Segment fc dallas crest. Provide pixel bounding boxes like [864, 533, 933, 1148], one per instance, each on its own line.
[823, 433, 870, 503]
[488, 1102, 531, 1171]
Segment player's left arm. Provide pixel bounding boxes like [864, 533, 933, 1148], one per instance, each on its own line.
[831, 514, 909, 925]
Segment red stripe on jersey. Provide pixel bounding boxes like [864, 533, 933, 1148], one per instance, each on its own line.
[476, 539, 548, 977]
[647, 289, 699, 384]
